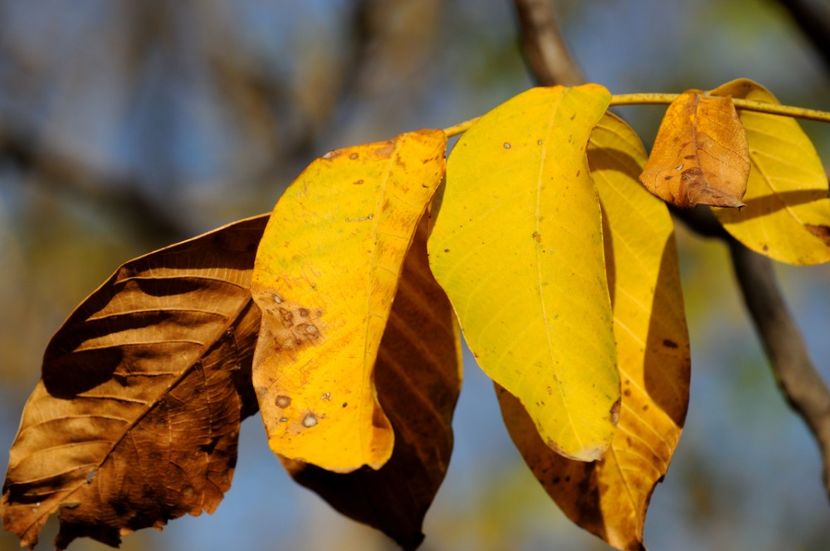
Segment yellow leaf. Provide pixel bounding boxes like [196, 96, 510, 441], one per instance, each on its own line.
[429, 85, 619, 461]
[283, 214, 462, 550]
[640, 90, 750, 208]
[499, 113, 690, 551]
[251, 130, 447, 472]
[710, 78, 830, 265]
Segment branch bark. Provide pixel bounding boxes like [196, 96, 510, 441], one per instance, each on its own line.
[729, 240, 830, 498]
[511, 0, 583, 86]
[512, 0, 830, 502]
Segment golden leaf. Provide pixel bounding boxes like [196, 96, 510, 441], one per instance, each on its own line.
[1, 216, 267, 549]
[710, 78, 830, 265]
[499, 113, 690, 551]
[428, 85, 619, 461]
[283, 214, 461, 550]
[251, 130, 447, 472]
[640, 90, 750, 208]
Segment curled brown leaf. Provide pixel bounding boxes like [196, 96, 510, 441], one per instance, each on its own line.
[1, 215, 267, 549]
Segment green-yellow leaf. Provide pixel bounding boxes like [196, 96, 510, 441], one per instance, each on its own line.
[710, 78, 830, 265]
[498, 113, 690, 550]
[429, 84, 619, 461]
[251, 130, 447, 472]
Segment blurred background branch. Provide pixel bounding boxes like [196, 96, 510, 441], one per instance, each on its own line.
[776, 0, 830, 71]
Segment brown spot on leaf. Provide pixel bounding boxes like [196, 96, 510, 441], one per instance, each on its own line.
[662, 338, 679, 349]
[302, 413, 318, 428]
[275, 395, 292, 408]
[373, 141, 395, 157]
[806, 224, 830, 246]
[349, 152, 359, 160]
[279, 307, 294, 327]
[532, 231, 542, 243]
[609, 399, 621, 425]
[353, 179, 364, 185]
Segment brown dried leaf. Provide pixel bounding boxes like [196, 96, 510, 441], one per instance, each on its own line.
[1, 215, 267, 549]
[640, 90, 750, 208]
[282, 214, 461, 550]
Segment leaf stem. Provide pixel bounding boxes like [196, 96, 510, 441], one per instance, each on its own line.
[442, 92, 830, 137]
[612, 93, 830, 123]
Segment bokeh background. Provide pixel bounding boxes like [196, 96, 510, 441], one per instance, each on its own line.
[2, 1, 830, 549]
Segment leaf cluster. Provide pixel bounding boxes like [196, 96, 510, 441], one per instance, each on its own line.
[2, 78, 829, 550]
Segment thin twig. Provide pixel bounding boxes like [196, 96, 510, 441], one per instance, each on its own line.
[443, 95, 830, 137]
[511, 0, 830, 503]
[612, 93, 830, 123]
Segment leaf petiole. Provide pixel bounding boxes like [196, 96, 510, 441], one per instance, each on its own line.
[442, 93, 830, 138]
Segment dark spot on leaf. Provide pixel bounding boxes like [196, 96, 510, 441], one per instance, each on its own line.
[279, 307, 294, 328]
[681, 167, 704, 183]
[662, 338, 679, 349]
[531, 231, 541, 243]
[353, 179, 364, 185]
[806, 224, 830, 246]
[609, 399, 621, 424]
[623, 389, 631, 397]
[298, 308, 309, 318]
[275, 395, 291, 408]
[552, 476, 561, 485]
[341, 402, 348, 408]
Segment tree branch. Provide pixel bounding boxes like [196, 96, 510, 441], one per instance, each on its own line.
[512, 0, 830, 502]
[0, 125, 190, 244]
[511, 0, 583, 86]
[728, 241, 830, 498]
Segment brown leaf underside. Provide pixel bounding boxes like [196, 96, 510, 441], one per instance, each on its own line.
[283, 215, 462, 551]
[640, 90, 750, 208]
[1, 215, 267, 549]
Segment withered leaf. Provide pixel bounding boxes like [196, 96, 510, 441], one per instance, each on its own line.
[640, 90, 750, 208]
[282, 214, 462, 551]
[1, 215, 267, 549]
